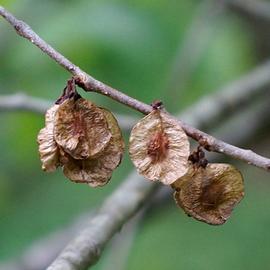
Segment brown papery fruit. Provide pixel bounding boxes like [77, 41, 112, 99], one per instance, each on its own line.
[37, 105, 60, 172]
[54, 98, 112, 160]
[61, 109, 125, 187]
[129, 110, 190, 185]
[172, 163, 244, 225]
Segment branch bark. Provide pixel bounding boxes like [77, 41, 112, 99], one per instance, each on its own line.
[0, 6, 269, 171]
[0, 93, 50, 113]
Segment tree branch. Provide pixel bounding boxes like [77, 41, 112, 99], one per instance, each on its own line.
[0, 6, 270, 171]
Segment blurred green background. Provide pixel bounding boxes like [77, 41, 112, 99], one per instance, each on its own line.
[0, 0, 270, 269]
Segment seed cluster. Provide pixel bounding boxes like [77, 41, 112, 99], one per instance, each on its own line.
[37, 79, 124, 187]
[37, 79, 245, 225]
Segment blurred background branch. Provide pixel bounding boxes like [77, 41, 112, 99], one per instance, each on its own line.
[1, 95, 268, 270]
[0, 93, 49, 114]
[224, 0, 270, 21]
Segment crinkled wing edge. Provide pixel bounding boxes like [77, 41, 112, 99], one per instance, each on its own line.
[37, 105, 60, 172]
[173, 163, 244, 225]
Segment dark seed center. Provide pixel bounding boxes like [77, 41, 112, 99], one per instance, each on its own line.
[200, 181, 225, 209]
[147, 131, 169, 163]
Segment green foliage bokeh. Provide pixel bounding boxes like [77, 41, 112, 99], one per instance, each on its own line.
[1, 0, 269, 269]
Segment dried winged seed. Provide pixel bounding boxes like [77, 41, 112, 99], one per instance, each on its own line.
[129, 110, 190, 185]
[54, 98, 112, 159]
[173, 163, 244, 225]
[37, 105, 60, 172]
[61, 109, 125, 187]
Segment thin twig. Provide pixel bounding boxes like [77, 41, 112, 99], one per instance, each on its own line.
[0, 6, 269, 170]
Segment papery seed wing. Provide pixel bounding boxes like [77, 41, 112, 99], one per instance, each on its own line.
[62, 109, 125, 187]
[173, 163, 244, 225]
[129, 110, 190, 185]
[37, 105, 60, 172]
[54, 98, 112, 159]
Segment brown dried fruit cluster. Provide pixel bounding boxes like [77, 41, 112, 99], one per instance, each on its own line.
[129, 107, 244, 225]
[37, 79, 124, 187]
[38, 85, 245, 225]
[171, 162, 244, 225]
[129, 108, 190, 185]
